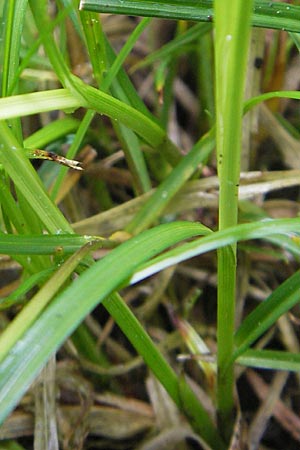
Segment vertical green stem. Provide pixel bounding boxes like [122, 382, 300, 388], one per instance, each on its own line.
[214, 0, 253, 437]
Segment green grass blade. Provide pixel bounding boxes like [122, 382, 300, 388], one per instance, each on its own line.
[72, 77, 181, 164]
[79, 0, 214, 22]
[0, 268, 55, 310]
[29, 0, 181, 170]
[0, 175, 27, 234]
[244, 90, 300, 113]
[101, 17, 151, 91]
[50, 110, 95, 201]
[0, 222, 220, 446]
[103, 293, 225, 449]
[60, 0, 85, 41]
[114, 122, 152, 194]
[24, 118, 80, 149]
[0, 121, 72, 233]
[131, 22, 211, 72]
[196, 29, 215, 129]
[80, 0, 300, 33]
[28, 0, 74, 89]
[234, 270, 300, 359]
[130, 219, 300, 284]
[99, 17, 152, 193]
[0, 0, 182, 169]
[1, 0, 28, 143]
[0, 89, 81, 120]
[0, 241, 102, 364]
[126, 130, 214, 234]
[0, 234, 109, 255]
[80, 10, 107, 86]
[0, 84, 179, 164]
[1, 0, 28, 97]
[104, 37, 157, 122]
[8, 6, 73, 95]
[237, 349, 300, 372]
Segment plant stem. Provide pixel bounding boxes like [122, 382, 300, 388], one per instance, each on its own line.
[214, 0, 253, 438]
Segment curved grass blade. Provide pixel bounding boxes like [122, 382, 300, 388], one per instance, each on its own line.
[0, 84, 181, 165]
[244, 90, 300, 113]
[234, 269, 300, 360]
[0, 222, 210, 419]
[130, 218, 300, 284]
[237, 349, 300, 372]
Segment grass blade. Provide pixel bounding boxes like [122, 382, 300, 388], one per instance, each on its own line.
[0, 234, 110, 255]
[104, 292, 225, 449]
[237, 349, 300, 372]
[0, 222, 209, 417]
[234, 270, 300, 359]
[0, 121, 72, 233]
[130, 219, 300, 284]
[80, 0, 300, 33]
[126, 130, 214, 234]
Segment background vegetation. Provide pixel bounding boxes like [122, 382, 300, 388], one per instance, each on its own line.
[1, 0, 300, 449]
